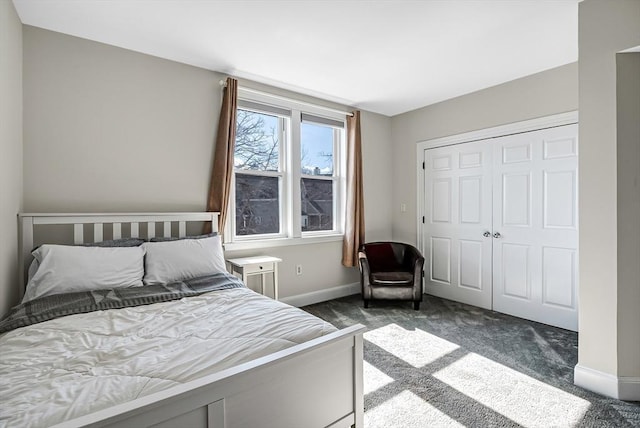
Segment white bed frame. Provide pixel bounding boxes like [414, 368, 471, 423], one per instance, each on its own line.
[18, 212, 365, 428]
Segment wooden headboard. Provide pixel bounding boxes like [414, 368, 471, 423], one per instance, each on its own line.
[18, 212, 219, 295]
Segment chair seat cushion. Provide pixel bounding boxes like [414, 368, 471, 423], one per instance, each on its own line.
[371, 271, 414, 285]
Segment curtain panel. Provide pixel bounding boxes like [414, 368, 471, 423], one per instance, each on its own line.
[205, 77, 238, 234]
[342, 110, 365, 267]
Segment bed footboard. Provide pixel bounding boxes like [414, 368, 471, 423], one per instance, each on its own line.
[51, 324, 365, 428]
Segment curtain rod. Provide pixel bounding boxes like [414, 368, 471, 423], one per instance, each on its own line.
[219, 80, 354, 117]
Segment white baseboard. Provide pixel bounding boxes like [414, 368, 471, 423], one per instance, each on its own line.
[574, 364, 640, 400]
[280, 282, 360, 308]
[619, 376, 640, 401]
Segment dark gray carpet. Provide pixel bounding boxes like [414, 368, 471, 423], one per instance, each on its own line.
[302, 294, 640, 428]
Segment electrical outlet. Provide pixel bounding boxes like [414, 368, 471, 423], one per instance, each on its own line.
[296, 264, 302, 276]
[400, 203, 407, 212]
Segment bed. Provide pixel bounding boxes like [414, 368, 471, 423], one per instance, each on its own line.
[0, 212, 365, 428]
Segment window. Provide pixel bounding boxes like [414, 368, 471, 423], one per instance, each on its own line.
[233, 108, 285, 237]
[301, 118, 338, 232]
[229, 97, 345, 245]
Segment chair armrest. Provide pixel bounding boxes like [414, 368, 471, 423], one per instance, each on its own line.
[412, 256, 425, 301]
[402, 246, 424, 270]
[358, 251, 372, 299]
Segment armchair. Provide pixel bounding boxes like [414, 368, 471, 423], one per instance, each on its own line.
[358, 242, 425, 310]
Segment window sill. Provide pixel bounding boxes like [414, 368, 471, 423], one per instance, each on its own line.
[224, 234, 343, 252]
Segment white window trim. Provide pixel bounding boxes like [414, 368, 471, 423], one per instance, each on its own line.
[224, 233, 344, 252]
[230, 113, 288, 241]
[300, 127, 343, 237]
[224, 92, 347, 247]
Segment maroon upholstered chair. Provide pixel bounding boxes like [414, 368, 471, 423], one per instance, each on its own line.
[358, 242, 425, 310]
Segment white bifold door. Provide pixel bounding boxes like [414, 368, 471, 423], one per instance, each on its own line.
[424, 140, 494, 310]
[423, 124, 578, 331]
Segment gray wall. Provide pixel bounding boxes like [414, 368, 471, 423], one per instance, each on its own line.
[23, 26, 219, 213]
[577, 0, 640, 383]
[616, 52, 640, 378]
[390, 62, 578, 245]
[22, 26, 392, 301]
[0, 0, 23, 317]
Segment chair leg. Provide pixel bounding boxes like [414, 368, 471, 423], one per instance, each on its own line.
[364, 300, 369, 309]
[413, 301, 420, 310]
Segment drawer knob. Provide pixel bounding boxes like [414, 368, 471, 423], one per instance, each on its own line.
[259, 266, 263, 269]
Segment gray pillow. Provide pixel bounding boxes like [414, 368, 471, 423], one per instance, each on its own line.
[83, 238, 146, 247]
[150, 232, 218, 242]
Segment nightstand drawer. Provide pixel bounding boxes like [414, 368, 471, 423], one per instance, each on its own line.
[244, 262, 275, 274]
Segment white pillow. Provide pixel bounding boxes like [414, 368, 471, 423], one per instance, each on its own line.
[23, 244, 145, 302]
[142, 235, 227, 285]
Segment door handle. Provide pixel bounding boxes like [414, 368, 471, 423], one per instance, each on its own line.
[493, 232, 502, 239]
[483, 231, 491, 237]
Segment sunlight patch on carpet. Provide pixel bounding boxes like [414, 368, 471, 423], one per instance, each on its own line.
[365, 390, 465, 428]
[364, 323, 459, 368]
[364, 361, 394, 395]
[433, 353, 591, 427]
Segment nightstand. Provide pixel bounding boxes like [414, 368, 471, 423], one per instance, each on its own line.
[226, 256, 283, 300]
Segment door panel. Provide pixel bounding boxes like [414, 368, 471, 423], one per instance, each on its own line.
[542, 247, 576, 308]
[543, 137, 577, 159]
[458, 240, 483, 290]
[423, 141, 493, 309]
[502, 173, 531, 226]
[492, 124, 578, 331]
[432, 154, 452, 170]
[459, 176, 483, 224]
[501, 243, 530, 299]
[543, 170, 576, 229]
[430, 237, 451, 284]
[432, 179, 452, 223]
[502, 143, 532, 164]
[459, 150, 483, 168]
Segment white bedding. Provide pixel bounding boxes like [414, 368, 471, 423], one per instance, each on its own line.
[0, 287, 336, 428]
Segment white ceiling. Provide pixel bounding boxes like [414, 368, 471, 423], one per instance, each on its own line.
[12, 0, 579, 117]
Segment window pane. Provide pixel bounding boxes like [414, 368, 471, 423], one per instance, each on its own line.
[301, 178, 333, 232]
[235, 174, 280, 236]
[301, 122, 333, 176]
[235, 109, 280, 171]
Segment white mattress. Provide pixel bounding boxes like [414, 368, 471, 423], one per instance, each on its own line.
[0, 287, 336, 427]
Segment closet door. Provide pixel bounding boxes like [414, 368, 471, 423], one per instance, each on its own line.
[423, 141, 493, 309]
[492, 124, 578, 330]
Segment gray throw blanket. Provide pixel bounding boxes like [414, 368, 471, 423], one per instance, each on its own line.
[0, 272, 245, 334]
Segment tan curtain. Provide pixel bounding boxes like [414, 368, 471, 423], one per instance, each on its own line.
[205, 77, 238, 234]
[342, 110, 365, 267]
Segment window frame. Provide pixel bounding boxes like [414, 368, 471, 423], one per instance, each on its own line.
[300, 122, 343, 237]
[231, 107, 289, 241]
[224, 91, 346, 249]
